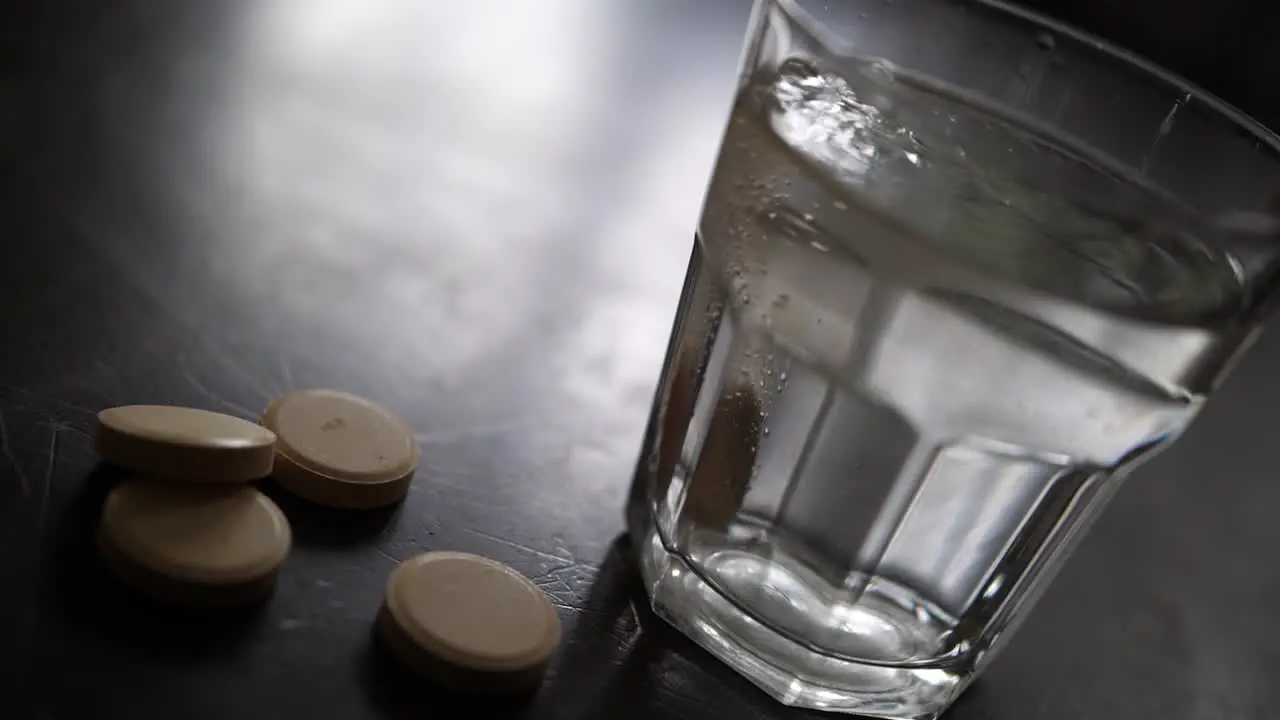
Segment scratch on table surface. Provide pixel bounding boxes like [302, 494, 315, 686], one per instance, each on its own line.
[55, 422, 92, 441]
[0, 384, 96, 430]
[548, 600, 596, 617]
[181, 369, 258, 419]
[462, 526, 575, 565]
[277, 351, 295, 393]
[619, 600, 644, 648]
[1, 382, 89, 413]
[190, 334, 274, 402]
[48, 397, 98, 418]
[0, 411, 31, 497]
[413, 417, 545, 445]
[91, 356, 129, 397]
[372, 546, 400, 564]
[37, 424, 58, 538]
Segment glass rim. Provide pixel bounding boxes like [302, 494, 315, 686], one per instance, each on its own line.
[777, 0, 1280, 156]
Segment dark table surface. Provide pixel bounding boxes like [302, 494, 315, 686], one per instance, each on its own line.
[2, 1, 1278, 719]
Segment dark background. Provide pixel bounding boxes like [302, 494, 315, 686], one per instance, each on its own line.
[2, 1, 1277, 720]
[1040, 0, 1280, 125]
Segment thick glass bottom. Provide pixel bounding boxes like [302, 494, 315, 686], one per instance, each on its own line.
[633, 519, 970, 719]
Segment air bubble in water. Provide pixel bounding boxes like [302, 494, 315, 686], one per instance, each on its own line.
[867, 59, 897, 84]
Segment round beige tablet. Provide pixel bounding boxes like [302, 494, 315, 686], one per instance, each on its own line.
[261, 390, 418, 509]
[378, 551, 561, 692]
[98, 479, 291, 606]
[96, 405, 277, 483]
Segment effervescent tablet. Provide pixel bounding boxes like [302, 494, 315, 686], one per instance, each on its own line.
[262, 390, 418, 509]
[96, 405, 276, 482]
[377, 551, 561, 691]
[98, 479, 291, 606]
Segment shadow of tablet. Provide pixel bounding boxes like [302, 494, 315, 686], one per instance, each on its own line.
[41, 465, 270, 655]
[359, 636, 538, 720]
[259, 479, 402, 548]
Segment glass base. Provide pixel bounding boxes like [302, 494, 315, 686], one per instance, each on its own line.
[633, 522, 970, 719]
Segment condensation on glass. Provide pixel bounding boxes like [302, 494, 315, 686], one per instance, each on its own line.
[626, 1, 1280, 718]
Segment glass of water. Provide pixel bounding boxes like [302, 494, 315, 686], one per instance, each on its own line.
[625, 1, 1280, 718]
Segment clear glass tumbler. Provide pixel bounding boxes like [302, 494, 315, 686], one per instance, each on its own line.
[625, 1, 1280, 717]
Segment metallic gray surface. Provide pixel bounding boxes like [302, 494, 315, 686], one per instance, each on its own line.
[0, 1, 1276, 718]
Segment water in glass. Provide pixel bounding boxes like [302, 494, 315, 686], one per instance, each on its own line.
[627, 49, 1250, 719]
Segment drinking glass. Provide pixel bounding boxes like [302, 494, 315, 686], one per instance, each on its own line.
[625, 1, 1280, 717]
